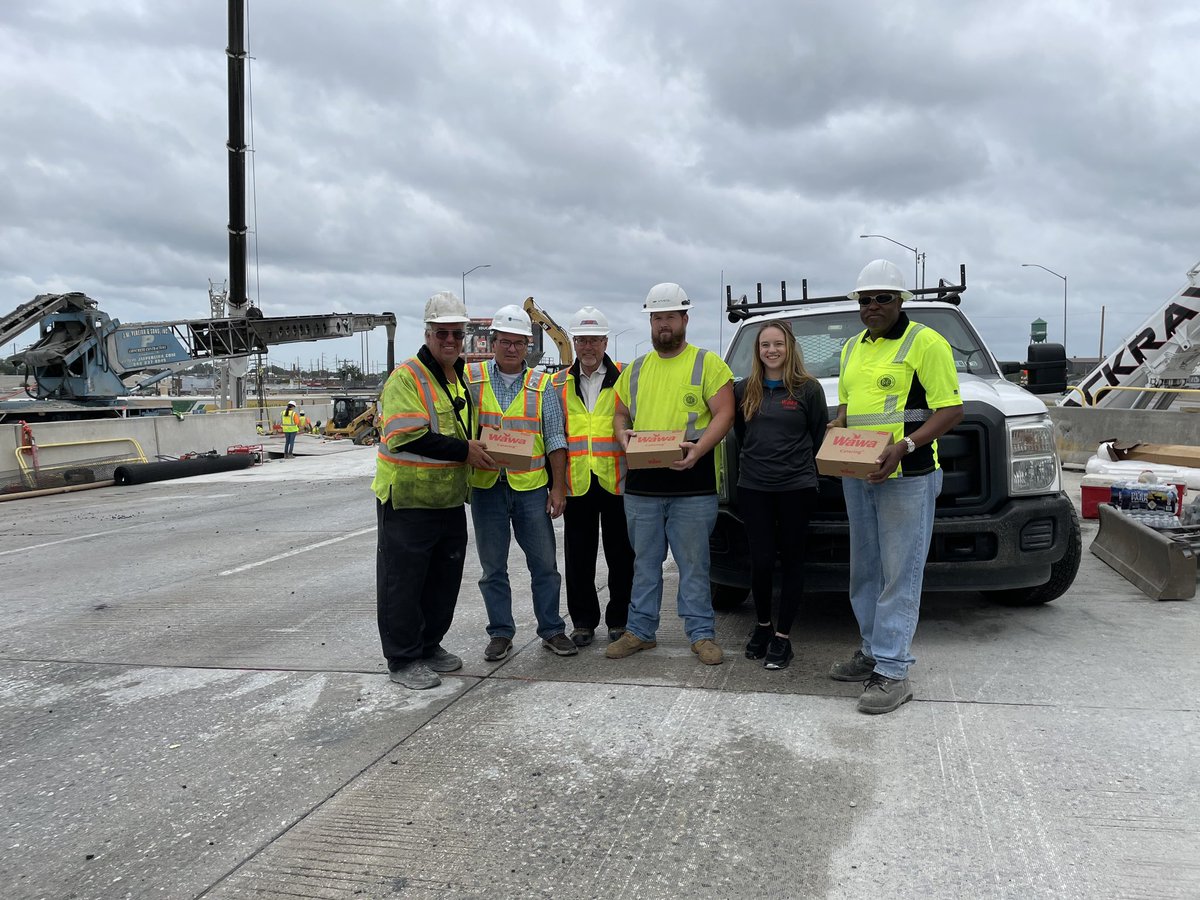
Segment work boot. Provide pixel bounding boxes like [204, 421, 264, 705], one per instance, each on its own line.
[605, 631, 656, 659]
[424, 645, 463, 673]
[857, 673, 914, 715]
[745, 623, 773, 659]
[389, 660, 441, 690]
[763, 636, 794, 671]
[483, 636, 513, 661]
[542, 633, 579, 656]
[607, 627, 627, 643]
[570, 627, 595, 648]
[691, 639, 724, 666]
[829, 649, 877, 682]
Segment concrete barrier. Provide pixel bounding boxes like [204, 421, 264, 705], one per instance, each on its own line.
[1048, 406, 1200, 464]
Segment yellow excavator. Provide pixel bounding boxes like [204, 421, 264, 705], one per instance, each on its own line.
[324, 396, 378, 444]
[523, 297, 573, 370]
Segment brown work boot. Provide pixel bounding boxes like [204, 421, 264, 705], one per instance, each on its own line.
[691, 638, 724, 666]
[605, 631, 656, 659]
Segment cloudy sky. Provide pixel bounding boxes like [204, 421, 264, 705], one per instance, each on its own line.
[1, 0, 1197, 375]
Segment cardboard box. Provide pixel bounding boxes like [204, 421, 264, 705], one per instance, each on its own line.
[816, 427, 893, 478]
[1107, 441, 1200, 469]
[479, 426, 539, 470]
[625, 430, 686, 470]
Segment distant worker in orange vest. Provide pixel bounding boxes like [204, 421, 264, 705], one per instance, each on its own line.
[550, 306, 634, 647]
[281, 401, 301, 458]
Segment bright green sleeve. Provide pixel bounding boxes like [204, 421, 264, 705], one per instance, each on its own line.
[915, 332, 962, 409]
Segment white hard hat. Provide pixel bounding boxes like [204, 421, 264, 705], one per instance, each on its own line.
[642, 282, 692, 313]
[490, 303, 533, 337]
[847, 259, 914, 301]
[286, 401, 296, 407]
[424, 290, 470, 324]
[569, 306, 610, 337]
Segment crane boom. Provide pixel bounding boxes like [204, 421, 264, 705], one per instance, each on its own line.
[522, 296, 573, 368]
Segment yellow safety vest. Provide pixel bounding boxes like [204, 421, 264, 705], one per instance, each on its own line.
[281, 410, 300, 433]
[465, 362, 549, 491]
[551, 363, 625, 496]
[371, 356, 469, 509]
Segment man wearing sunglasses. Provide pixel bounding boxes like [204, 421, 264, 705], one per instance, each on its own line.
[373, 291, 495, 690]
[828, 259, 963, 714]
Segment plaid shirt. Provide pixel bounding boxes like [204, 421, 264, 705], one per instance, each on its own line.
[487, 360, 567, 453]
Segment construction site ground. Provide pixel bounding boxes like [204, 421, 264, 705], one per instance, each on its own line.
[2, 436, 1196, 900]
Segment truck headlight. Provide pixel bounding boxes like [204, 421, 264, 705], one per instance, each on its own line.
[1007, 418, 1060, 494]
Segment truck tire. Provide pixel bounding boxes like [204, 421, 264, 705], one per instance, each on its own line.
[710, 583, 750, 611]
[983, 511, 1082, 606]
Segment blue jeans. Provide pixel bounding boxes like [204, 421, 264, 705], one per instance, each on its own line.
[623, 493, 718, 643]
[283, 431, 297, 454]
[470, 481, 564, 640]
[841, 469, 943, 680]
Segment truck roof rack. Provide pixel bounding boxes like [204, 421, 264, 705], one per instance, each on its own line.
[725, 264, 968, 322]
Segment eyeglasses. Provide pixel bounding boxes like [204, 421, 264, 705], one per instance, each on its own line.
[573, 336, 605, 345]
[494, 338, 527, 350]
[431, 329, 465, 341]
[857, 293, 899, 307]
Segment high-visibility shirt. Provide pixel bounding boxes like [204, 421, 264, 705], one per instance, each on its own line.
[371, 355, 469, 509]
[837, 315, 962, 478]
[281, 410, 300, 433]
[614, 345, 733, 496]
[465, 362, 550, 492]
[551, 361, 625, 497]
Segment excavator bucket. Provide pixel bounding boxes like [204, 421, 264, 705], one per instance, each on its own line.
[1090, 504, 1198, 600]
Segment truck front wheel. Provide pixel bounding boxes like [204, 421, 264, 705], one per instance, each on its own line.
[982, 511, 1082, 606]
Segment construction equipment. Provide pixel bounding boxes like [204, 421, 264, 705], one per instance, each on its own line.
[324, 396, 378, 444]
[1091, 504, 1198, 600]
[1062, 258, 1200, 408]
[522, 297, 573, 369]
[2, 292, 396, 412]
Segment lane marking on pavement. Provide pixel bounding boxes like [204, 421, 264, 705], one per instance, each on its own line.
[0, 522, 148, 557]
[218, 526, 375, 576]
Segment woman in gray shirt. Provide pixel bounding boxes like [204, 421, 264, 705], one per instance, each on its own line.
[733, 320, 828, 670]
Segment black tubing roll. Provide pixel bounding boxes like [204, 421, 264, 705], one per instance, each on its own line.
[114, 454, 255, 485]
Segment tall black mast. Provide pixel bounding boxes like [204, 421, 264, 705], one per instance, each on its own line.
[226, 0, 248, 314]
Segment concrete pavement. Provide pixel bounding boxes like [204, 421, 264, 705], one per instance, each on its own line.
[1, 447, 1196, 899]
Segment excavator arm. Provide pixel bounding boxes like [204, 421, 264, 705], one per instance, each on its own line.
[522, 296, 573, 368]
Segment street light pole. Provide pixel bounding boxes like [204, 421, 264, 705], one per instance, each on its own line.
[461, 263, 491, 305]
[860, 233, 923, 291]
[1021, 263, 1068, 355]
[611, 327, 635, 361]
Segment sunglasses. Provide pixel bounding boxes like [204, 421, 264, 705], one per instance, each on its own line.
[857, 293, 899, 307]
[432, 329, 465, 340]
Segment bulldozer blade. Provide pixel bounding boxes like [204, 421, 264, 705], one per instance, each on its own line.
[1090, 504, 1197, 601]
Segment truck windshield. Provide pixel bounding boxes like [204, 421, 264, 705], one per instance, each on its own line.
[725, 308, 996, 380]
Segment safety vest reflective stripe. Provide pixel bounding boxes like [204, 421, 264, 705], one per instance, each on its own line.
[376, 444, 460, 468]
[846, 409, 931, 427]
[892, 323, 926, 364]
[466, 362, 549, 491]
[627, 348, 708, 440]
[551, 364, 626, 496]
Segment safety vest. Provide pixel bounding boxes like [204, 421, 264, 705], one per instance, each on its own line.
[281, 410, 300, 433]
[371, 355, 469, 509]
[465, 362, 549, 491]
[551, 363, 625, 496]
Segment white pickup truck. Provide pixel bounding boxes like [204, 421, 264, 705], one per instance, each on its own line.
[710, 268, 1082, 608]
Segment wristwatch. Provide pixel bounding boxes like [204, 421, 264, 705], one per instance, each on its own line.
[901, 436, 917, 455]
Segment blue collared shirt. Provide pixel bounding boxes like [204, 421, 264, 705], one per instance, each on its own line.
[487, 360, 567, 453]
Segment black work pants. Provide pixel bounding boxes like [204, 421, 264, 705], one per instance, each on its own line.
[737, 486, 817, 635]
[376, 500, 467, 668]
[563, 474, 633, 630]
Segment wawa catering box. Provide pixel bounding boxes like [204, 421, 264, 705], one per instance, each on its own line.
[625, 430, 687, 470]
[479, 426, 538, 470]
[816, 427, 893, 478]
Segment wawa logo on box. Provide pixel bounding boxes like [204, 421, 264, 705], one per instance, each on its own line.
[634, 432, 683, 446]
[487, 429, 532, 446]
[831, 433, 885, 448]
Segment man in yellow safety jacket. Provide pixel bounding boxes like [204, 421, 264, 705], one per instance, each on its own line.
[550, 305, 634, 647]
[466, 304, 576, 662]
[372, 291, 493, 690]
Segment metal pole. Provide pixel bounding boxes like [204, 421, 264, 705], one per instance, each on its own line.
[859, 234, 919, 292]
[461, 264, 491, 306]
[1098, 304, 1105, 359]
[1021, 263, 1068, 355]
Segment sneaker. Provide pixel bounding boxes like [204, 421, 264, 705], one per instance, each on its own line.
[605, 631, 656, 659]
[542, 633, 579, 656]
[829, 649, 877, 682]
[691, 638, 724, 666]
[570, 627, 595, 648]
[744, 624, 773, 659]
[607, 627, 627, 643]
[763, 636, 793, 670]
[424, 645, 462, 673]
[389, 660, 441, 690]
[483, 636, 513, 661]
[857, 673, 914, 714]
